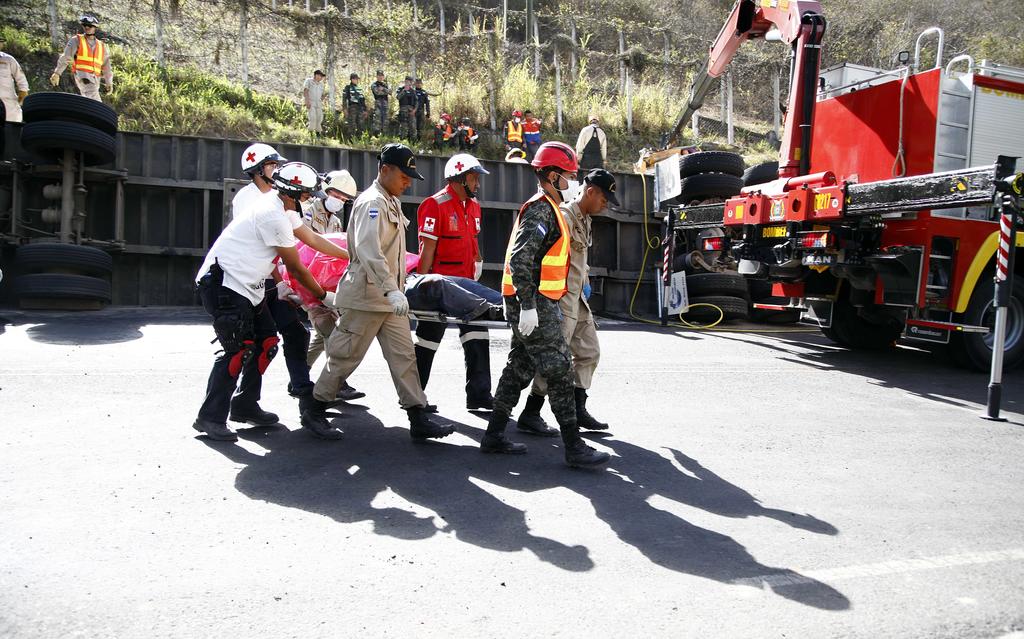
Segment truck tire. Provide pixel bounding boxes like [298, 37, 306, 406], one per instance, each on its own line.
[824, 297, 900, 350]
[949, 277, 1024, 371]
[679, 151, 745, 178]
[683, 295, 749, 321]
[20, 121, 116, 166]
[15, 273, 112, 302]
[684, 272, 750, 300]
[679, 173, 744, 201]
[743, 161, 779, 186]
[22, 92, 118, 135]
[16, 244, 113, 277]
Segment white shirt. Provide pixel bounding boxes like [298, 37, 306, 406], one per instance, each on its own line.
[230, 182, 267, 221]
[197, 192, 302, 305]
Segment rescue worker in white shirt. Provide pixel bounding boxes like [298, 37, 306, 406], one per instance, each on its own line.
[192, 162, 332, 442]
[303, 143, 455, 441]
[517, 168, 616, 435]
[50, 15, 113, 102]
[414, 153, 495, 410]
[233, 143, 360, 412]
[0, 37, 29, 123]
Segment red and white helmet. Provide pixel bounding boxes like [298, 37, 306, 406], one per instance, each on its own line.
[441, 113, 452, 122]
[444, 153, 489, 179]
[530, 141, 578, 172]
[512, 110, 523, 118]
[271, 162, 325, 197]
[322, 170, 358, 198]
[241, 142, 287, 176]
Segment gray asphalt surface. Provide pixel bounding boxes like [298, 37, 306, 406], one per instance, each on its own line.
[1, 307, 1023, 638]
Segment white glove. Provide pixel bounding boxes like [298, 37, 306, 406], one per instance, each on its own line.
[276, 281, 303, 305]
[386, 290, 409, 317]
[322, 291, 336, 308]
[518, 307, 539, 336]
[473, 261, 483, 281]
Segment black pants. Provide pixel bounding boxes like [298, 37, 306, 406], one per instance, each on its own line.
[196, 280, 277, 424]
[265, 280, 314, 396]
[414, 320, 492, 403]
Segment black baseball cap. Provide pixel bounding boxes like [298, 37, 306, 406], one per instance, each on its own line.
[350, 72, 359, 79]
[584, 169, 619, 206]
[379, 143, 424, 180]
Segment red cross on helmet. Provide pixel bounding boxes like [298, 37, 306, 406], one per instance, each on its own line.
[272, 162, 325, 198]
[444, 153, 489, 180]
[241, 142, 287, 175]
[441, 113, 452, 122]
[530, 141, 578, 172]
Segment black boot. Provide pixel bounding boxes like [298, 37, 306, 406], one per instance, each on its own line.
[564, 439, 610, 468]
[467, 394, 495, 411]
[228, 404, 280, 427]
[298, 395, 343, 440]
[516, 393, 559, 437]
[574, 387, 609, 431]
[407, 406, 455, 440]
[480, 411, 527, 454]
[336, 382, 366, 401]
[192, 418, 238, 442]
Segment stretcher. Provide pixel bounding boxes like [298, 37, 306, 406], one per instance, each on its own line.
[408, 309, 509, 329]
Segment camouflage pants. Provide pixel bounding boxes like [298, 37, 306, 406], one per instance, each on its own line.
[398, 105, 417, 141]
[346, 105, 364, 137]
[372, 102, 387, 135]
[491, 295, 580, 445]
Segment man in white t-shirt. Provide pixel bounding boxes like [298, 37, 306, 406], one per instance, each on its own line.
[233, 142, 287, 221]
[193, 162, 338, 442]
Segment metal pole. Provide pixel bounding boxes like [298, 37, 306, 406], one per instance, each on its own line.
[661, 210, 676, 326]
[59, 149, 74, 244]
[983, 190, 1020, 421]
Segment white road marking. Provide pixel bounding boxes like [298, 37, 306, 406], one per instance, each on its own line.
[732, 548, 1024, 588]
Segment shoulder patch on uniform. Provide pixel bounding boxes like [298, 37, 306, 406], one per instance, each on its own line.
[424, 217, 436, 233]
[369, 208, 379, 219]
[537, 222, 547, 235]
[433, 192, 452, 204]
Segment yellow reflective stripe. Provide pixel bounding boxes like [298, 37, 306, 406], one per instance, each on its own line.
[956, 229, 1024, 312]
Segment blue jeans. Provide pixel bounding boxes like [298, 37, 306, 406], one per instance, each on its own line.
[405, 273, 501, 321]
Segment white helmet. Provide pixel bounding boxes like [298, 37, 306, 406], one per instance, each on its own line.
[322, 170, 358, 198]
[241, 142, 287, 175]
[505, 148, 528, 164]
[444, 153, 490, 180]
[271, 162, 325, 197]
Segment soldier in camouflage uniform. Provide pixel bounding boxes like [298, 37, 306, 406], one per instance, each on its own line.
[342, 73, 367, 137]
[396, 76, 419, 142]
[479, 141, 610, 469]
[370, 70, 389, 135]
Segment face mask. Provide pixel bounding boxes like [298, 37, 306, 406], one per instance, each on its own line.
[557, 178, 580, 203]
[324, 196, 345, 214]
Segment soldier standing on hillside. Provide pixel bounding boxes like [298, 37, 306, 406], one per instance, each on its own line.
[50, 15, 112, 102]
[414, 78, 431, 137]
[370, 70, 389, 135]
[396, 77, 419, 142]
[342, 73, 367, 137]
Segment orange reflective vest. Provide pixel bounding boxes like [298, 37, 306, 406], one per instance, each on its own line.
[71, 35, 106, 76]
[501, 193, 570, 300]
[505, 120, 523, 144]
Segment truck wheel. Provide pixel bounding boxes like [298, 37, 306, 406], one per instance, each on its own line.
[949, 277, 1024, 371]
[22, 91, 118, 135]
[679, 173, 744, 201]
[15, 273, 112, 302]
[684, 272, 750, 300]
[743, 161, 779, 186]
[825, 297, 900, 350]
[683, 295, 749, 321]
[20, 121, 116, 166]
[679, 151, 745, 178]
[16, 244, 113, 277]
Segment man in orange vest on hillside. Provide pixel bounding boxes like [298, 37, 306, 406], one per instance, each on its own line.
[478, 141, 610, 469]
[504, 110, 524, 153]
[50, 15, 113, 102]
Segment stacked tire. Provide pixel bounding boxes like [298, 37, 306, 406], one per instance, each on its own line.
[673, 151, 750, 323]
[14, 244, 113, 309]
[19, 92, 117, 166]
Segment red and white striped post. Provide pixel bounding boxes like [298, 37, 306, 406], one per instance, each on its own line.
[983, 193, 1020, 421]
[661, 211, 677, 326]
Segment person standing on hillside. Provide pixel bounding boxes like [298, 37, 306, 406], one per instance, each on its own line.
[396, 77, 419, 142]
[303, 70, 327, 137]
[575, 115, 607, 171]
[0, 37, 29, 122]
[342, 73, 367, 137]
[504, 110, 524, 153]
[414, 78, 431, 137]
[522, 110, 542, 160]
[50, 15, 112, 102]
[370, 70, 389, 135]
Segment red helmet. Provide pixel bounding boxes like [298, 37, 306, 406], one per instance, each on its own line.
[441, 113, 452, 122]
[512, 110, 523, 118]
[530, 141, 578, 172]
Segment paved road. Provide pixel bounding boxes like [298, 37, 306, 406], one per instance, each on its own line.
[1, 308, 1022, 638]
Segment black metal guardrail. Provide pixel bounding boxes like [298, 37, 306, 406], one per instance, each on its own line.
[0, 125, 659, 312]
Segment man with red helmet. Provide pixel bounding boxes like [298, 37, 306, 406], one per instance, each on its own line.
[432, 113, 454, 150]
[414, 153, 496, 409]
[479, 141, 610, 468]
[504, 110, 524, 153]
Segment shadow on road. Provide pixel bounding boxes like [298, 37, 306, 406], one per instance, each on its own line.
[0, 307, 208, 345]
[202, 410, 849, 611]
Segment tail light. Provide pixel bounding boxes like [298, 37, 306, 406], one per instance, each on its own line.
[798, 231, 831, 249]
[702, 237, 725, 251]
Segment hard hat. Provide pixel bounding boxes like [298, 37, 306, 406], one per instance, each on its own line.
[512, 110, 523, 118]
[530, 141, 578, 172]
[272, 162, 325, 198]
[322, 170, 358, 198]
[241, 142, 287, 175]
[441, 113, 452, 122]
[444, 153, 490, 180]
[505, 149, 528, 163]
[80, 14, 99, 27]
